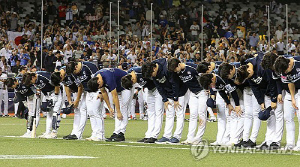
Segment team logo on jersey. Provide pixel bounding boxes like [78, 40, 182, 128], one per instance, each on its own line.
[179, 75, 193, 83]
[251, 77, 262, 84]
[78, 71, 88, 82]
[36, 80, 46, 89]
[157, 76, 166, 83]
[139, 78, 147, 87]
[297, 68, 300, 72]
[187, 71, 191, 75]
[19, 86, 28, 94]
[224, 84, 236, 93]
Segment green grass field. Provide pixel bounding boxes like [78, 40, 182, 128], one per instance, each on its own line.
[0, 115, 299, 167]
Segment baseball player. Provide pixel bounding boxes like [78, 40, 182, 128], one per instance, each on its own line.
[274, 56, 300, 150]
[87, 68, 131, 142]
[199, 71, 242, 146]
[22, 71, 63, 139]
[51, 66, 86, 140]
[65, 61, 103, 141]
[218, 62, 245, 146]
[142, 58, 188, 144]
[0, 68, 8, 117]
[168, 58, 210, 144]
[5, 77, 36, 137]
[121, 66, 163, 143]
[236, 52, 279, 149]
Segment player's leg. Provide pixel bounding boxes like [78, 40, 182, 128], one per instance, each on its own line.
[213, 92, 227, 145]
[271, 95, 284, 149]
[138, 90, 144, 119]
[3, 89, 8, 116]
[0, 89, 3, 116]
[76, 93, 87, 139]
[113, 89, 132, 141]
[242, 88, 255, 147]
[130, 96, 137, 120]
[139, 90, 155, 142]
[293, 92, 300, 150]
[283, 92, 295, 149]
[184, 91, 199, 144]
[86, 91, 104, 141]
[248, 94, 261, 145]
[20, 95, 34, 138]
[172, 92, 189, 143]
[193, 90, 209, 144]
[51, 91, 63, 137]
[233, 99, 245, 146]
[157, 98, 175, 143]
[147, 89, 164, 143]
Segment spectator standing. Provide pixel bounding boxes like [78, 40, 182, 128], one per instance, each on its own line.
[190, 21, 199, 41]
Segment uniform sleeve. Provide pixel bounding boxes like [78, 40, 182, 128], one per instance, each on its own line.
[169, 72, 180, 101]
[249, 80, 264, 105]
[276, 79, 283, 95]
[266, 71, 278, 103]
[218, 90, 230, 105]
[210, 88, 215, 95]
[230, 90, 240, 106]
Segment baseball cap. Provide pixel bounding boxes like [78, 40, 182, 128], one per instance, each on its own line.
[258, 106, 272, 121]
[206, 98, 216, 108]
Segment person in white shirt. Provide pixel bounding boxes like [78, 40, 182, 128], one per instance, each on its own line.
[0, 68, 8, 117]
[161, 40, 171, 54]
[190, 21, 200, 41]
[275, 25, 284, 41]
[276, 38, 285, 55]
[127, 51, 137, 63]
[63, 44, 73, 63]
[286, 39, 296, 54]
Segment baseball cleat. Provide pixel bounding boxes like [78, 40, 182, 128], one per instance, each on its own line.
[106, 133, 118, 142]
[181, 139, 193, 145]
[137, 138, 148, 142]
[243, 139, 256, 148]
[114, 132, 125, 142]
[20, 131, 32, 138]
[257, 142, 269, 150]
[210, 141, 221, 146]
[293, 146, 300, 151]
[269, 142, 280, 150]
[66, 134, 78, 140]
[168, 137, 180, 144]
[63, 134, 72, 140]
[234, 140, 246, 147]
[145, 137, 157, 143]
[86, 136, 102, 141]
[156, 137, 170, 144]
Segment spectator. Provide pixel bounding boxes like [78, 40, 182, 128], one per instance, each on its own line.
[248, 32, 259, 48]
[190, 21, 200, 41]
[275, 25, 284, 41]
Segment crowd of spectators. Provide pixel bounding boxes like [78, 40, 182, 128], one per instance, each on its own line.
[0, 0, 300, 76]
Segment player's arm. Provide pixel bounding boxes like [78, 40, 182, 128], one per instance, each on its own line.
[65, 86, 72, 104]
[169, 72, 181, 110]
[73, 84, 83, 108]
[288, 83, 298, 109]
[111, 88, 122, 120]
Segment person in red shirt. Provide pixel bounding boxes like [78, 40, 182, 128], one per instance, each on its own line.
[58, 2, 67, 20]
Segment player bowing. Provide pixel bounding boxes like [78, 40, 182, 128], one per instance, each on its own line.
[87, 68, 132, 142]
[121, 66, 164, 143]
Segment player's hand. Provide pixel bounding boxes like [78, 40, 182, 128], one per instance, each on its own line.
[292, 98, 298, 110]
[109, 108, 114, 118]
[117, 112, 123, 120]
[164, 101, 170, 111]
[174, 101, 182, 111]
[271, 102, 277, 109]
[73, 100, 79, 108]
[227, 104, 234, 116]
[235, 106, 242, 117]
[260, 103, 265, 110]
[277, 94, 283, 103]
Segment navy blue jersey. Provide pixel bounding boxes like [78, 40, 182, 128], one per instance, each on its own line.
[73, 62, 98, 92]
[35, 71, 55, 94]
[246, 53, 277, 104]
[212, 74, 237, 105]
[60, 66, 78, 92]
[95, 68, 127, 92]
[128, 67, 156, 90]
[230, 62, 240, 68]
[281, 59, 300, 83]
[15, 77, 35, 97]
[152, 58, 187, 102]
[178, 63, 202, 94]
